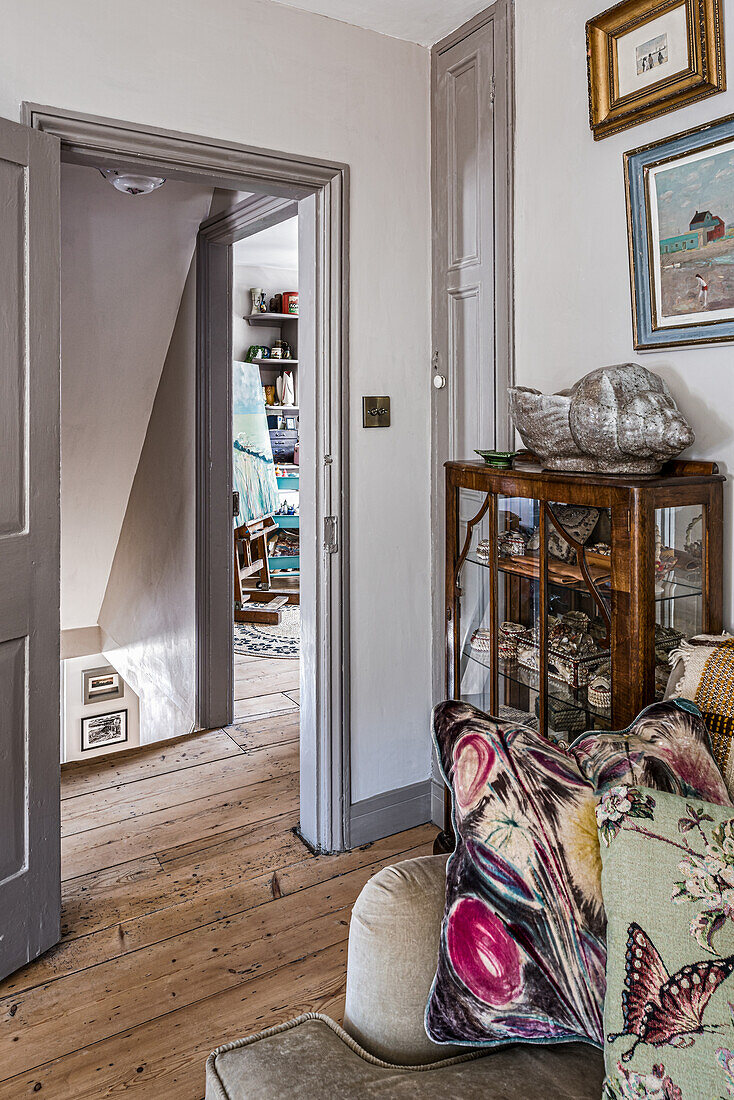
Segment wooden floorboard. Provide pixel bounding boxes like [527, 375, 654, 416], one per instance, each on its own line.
[0, 651, 435, 1098]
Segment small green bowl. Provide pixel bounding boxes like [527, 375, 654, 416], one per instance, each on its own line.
[475, 449, 517, 469]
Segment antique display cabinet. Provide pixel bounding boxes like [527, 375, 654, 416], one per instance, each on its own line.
[444, 457, 724, 760]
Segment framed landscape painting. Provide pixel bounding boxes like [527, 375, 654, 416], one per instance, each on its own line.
[626, 112, 734, 348]
[587, 0, 725, 140]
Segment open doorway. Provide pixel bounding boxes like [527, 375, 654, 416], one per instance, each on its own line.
[28, 104, 350, 869]
[231, 216, 301, 727]
[57, 172, 314, 859]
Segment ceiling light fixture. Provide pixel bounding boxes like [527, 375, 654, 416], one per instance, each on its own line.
[98, 169, 166, 196]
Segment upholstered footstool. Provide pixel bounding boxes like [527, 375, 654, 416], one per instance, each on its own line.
[205, 855, 605, 1098]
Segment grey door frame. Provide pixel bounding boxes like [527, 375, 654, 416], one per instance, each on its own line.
[24, 103, 351, 854]
[429, 1, 515, 717]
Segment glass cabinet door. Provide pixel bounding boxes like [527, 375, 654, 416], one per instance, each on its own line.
[653, 503, 704, 698]
[540, 501, 613, 741]
[455, 488, 614, 744]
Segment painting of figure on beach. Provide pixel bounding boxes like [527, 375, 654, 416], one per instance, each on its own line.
[651, 140, 734, 326]
[232, 360, 279, 525]
[636, 32, 668, 75]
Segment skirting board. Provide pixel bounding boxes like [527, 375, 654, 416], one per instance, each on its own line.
[349, 779, 433, 848]
[431, 777, 445, 828]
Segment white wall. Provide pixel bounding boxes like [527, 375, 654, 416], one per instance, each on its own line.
[99, 258, 198, 746]
[1, 0, 432, 803]
[514, 0, 734, 627]
[60, 163, 212, 630]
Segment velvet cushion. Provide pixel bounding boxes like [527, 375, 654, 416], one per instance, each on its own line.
[667, 634, 734, 798]
[569, 699, 731, 807]
[426, 701, 607, 1049]
[206, 1014, 605, 1098]
[598, 785, 734, 1098]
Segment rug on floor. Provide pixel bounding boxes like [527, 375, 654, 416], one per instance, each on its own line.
[234, 606, 300, 658]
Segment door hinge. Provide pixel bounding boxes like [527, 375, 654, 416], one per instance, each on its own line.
[489, 76, 496, 104]
[324, 516, 338, 554]
[232, 491, 240, 517]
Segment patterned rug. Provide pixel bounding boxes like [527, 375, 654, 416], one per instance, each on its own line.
[234, 606, 300, 658]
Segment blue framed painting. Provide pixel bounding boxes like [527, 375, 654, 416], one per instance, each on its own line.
[626, 111, 734, 348]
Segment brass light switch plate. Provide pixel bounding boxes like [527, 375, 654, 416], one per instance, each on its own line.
[362, 396, 390, 427]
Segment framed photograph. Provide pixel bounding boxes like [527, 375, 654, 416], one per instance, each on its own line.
[626, 111, 734, 348]
[587, 0, 725, 140]
[82, 665, 123, 705]
[81, 709, 128, 752]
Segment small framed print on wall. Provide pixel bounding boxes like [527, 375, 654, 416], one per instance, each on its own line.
[626, 111, 734, 348]
[82, 665, 123, 705]
[81, 709, 128, 752]
[586, 0, 725, 140]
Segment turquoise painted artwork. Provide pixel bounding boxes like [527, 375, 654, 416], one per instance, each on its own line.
[232, 360, 279, 525]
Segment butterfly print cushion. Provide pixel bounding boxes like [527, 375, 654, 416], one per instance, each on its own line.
[598, 784, 734, 1098]
[427, 700, 606, 1047]
[570, 698, 731, 807]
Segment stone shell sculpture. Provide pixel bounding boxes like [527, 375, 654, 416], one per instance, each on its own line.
[508, 364, 694, 474]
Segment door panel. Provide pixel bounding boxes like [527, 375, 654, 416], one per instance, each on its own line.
[0, 115, 61, 979]
[0, 157, 27, 536]
[448, 57, 481, 267]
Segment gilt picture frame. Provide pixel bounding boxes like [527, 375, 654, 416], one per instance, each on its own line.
[587, 0, 725, 140]
[626, 111, 734, 348]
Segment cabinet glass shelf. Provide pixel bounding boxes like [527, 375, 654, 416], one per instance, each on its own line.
[464, 649, 613, 726]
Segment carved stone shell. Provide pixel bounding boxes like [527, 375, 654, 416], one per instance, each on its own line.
[508, 364, 694, 475]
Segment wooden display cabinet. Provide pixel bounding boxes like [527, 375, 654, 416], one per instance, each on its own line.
[438, 456, 724, 845]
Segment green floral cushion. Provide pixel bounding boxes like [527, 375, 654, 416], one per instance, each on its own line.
[598, 784, 734, 1099]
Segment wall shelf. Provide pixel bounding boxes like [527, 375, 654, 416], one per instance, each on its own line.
[253, 358, 298, 366]
[246, 313, 299, 326]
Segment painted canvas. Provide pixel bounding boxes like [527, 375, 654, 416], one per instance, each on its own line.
[635, 32, 668, 75]
[232, 360, 279, 525]
[626, 113, 734, 347]
[651, 141, 734, 326]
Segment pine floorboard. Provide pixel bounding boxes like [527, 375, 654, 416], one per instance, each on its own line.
[0, 653, 435, 1098]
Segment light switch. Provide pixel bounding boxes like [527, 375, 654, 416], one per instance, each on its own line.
[362, 396, 390, 428]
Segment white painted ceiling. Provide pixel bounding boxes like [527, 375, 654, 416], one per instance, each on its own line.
[60, 163, 213, 630]
[267, 0, 486, 46]
[234, 216, 299, 270]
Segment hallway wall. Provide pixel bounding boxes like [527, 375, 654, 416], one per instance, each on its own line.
[99, 258, 198, 746]
[60, 163, 211, 631]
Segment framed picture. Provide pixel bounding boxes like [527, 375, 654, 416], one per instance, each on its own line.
[81, 709, 128, 752]
[626, 111, 734, 348]
[586, 0, 725, 140]
[82, 665, 123, 705]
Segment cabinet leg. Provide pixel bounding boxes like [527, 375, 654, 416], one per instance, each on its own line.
[433, 829, 455, 855]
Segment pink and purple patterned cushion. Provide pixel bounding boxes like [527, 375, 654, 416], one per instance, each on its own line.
[569, 699, 731, 807]
[427, 701, 607, 1048]
[426, 699, 731, 1050]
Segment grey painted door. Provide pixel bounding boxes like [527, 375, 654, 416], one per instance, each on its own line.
[430, 3, 513, 715]
[433, 17, 497, 464]
[0, 116, 61, 979]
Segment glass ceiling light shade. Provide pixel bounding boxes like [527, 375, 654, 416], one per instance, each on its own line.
[98, 169, 166, 196]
